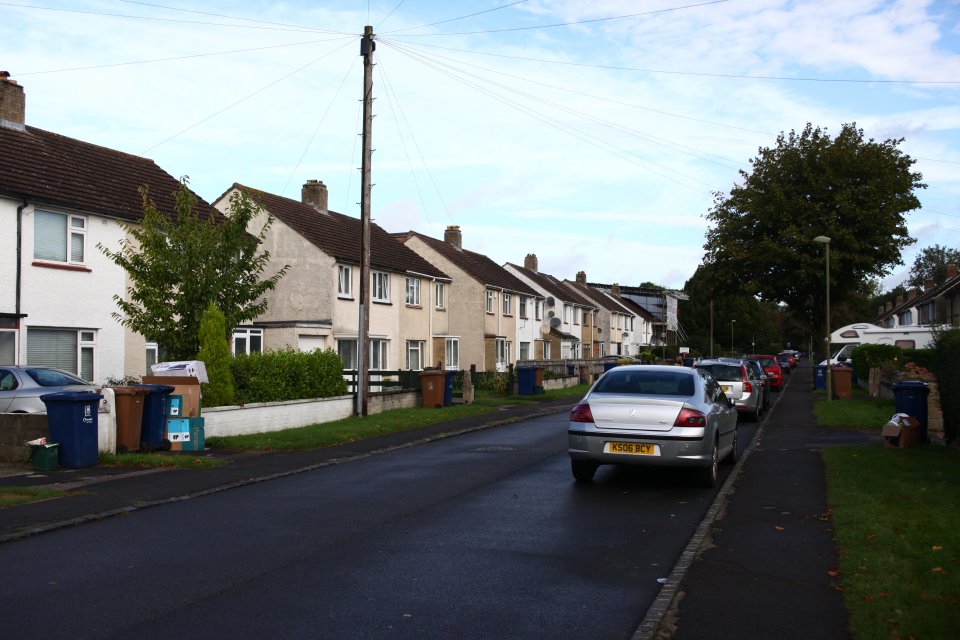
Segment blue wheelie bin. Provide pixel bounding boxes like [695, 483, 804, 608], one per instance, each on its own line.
[443, 370, 456, 406]
[893, 380, 930, 443]
[517, 366, 536, 396]
[136, 384, 176, 451]
[40, 391, 103, 468]
[813, 365, 827, 391]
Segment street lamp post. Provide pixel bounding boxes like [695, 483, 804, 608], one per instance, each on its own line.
[730, 319, 736, 356]
[814, 235, 832, 402]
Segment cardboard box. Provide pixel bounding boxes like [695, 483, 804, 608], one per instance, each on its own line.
[167, 395, 183, 417]
[882, 414, 920, 449]
[143, 376, 202, 417]
[180, 417, 205, 452]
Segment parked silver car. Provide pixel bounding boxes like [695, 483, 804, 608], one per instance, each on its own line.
[568, 365, 738, 487]
[0, 366, 97, 413]
[693, 358, 764, 422]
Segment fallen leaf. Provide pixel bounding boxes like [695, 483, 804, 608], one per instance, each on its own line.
[932, 567, 946, 574]
[932, 545, 943, 552]
[774, 525, 785, 532]
[827, 570, 839, 577]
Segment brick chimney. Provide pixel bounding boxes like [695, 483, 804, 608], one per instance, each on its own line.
[524, 253, 538, 271]
[444, 225, 462, 249]
[925, 278, 935, 291]
[612, 283, 621, 297]
[948, 264, 958, 279]
[886, 301, 892, 311]
[908, 288, 917, 300]
[576, 271, 586, 284]
[0, 72, 26, 130]
[896, 294, 903, 306]
[301, 180, 328, 212]
[878, 306, 884, 316]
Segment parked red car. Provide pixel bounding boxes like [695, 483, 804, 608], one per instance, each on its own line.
[778, 351, 798, 369]
[750, 355, 784, 391]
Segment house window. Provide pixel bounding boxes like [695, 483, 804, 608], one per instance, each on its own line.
[27, 327, 95, 380]
[496, 337, 511, 367]
[369, 339, 388, 370]
[233, 328, 263, 355]
[145, 342, 158, 376]
[445, 337, 459, 370]
[337, 339, 358, 369]
[406, 277, 421, 306]
[406, 341, 424, 370]
[534, 299, 542, 321]
[338, 265, 353, 298]
[435, 283, 445, 310]
[486, 290, 495, 313]
[372, 272, 390, 302]
[543, 341, 551, 359]
[519, 296, 528, 319]
[519, 342, 530, 360]
[573, 307, 580, 325]
[563, 304, 571, 323]
[35, 210, 86, 264]
[502, 293, 512, 316]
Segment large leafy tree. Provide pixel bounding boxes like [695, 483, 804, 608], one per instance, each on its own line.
[100, 179, 289, 360]
[702, 122, 924, 354]
[907, 244, 960, 289]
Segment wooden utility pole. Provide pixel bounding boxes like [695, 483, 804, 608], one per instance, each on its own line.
[357, 25, 375, 416]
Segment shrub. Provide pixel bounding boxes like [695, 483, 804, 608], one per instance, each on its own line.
[230, 348, 347, 405]
[929, 327, 960, 446]
[850, 344, 902, 380]
[197, 304, 235, 407]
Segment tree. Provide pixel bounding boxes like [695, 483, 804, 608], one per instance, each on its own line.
[99, 178, 289, 360]
[907, 244, 960, 289]
[197, 303, 235, 407]
[702, 122, 925, 356]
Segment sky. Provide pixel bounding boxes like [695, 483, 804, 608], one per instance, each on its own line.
[3, 0, 959, 292]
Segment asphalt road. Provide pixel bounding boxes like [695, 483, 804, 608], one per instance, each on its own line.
[0, 411, 758, 640]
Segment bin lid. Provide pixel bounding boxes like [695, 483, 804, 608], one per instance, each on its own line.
[109, 386, 149, 396]
[40, 391, 104, 403]
[135, 383, 177, 393]
[893, 380, 930, 389]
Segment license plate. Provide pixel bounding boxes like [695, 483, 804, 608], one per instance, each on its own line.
[605, 441, 659, 456]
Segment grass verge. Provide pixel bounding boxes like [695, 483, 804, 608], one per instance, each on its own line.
[814, 386, 895, 430]
[823, 445, 960, 639]
[98, 452, 226, 469]
[207, 385, 587, 451]
[0, 486, 67, 508]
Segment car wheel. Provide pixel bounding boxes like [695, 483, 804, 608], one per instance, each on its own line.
[697, 444, 719, 488]
[571, 459, 599, 483]
[724, 427, 739, 465]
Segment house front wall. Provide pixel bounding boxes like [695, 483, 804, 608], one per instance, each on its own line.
[515, 294, 541, 361]
[13, 201, 129, 382]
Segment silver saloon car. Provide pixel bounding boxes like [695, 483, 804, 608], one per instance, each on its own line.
[0, 366, 97, 413]
[568, 365, 738, 487]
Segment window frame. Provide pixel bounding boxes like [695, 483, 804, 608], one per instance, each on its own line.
[372, 271, 390, 303]
[435, 282, 446, 310]
[232, 328, 263, 356]
[369, 338, 388, 370]
[486, 290, 495, 314]
[338, 264, 353, 298]
[406, 340, 424, 370]
[34, 210, 87, 265]
[502, 292, 512, 316]
[405, 277, 421, 306]
[337, 339, 358, 369]
[445, 337, 460, 370]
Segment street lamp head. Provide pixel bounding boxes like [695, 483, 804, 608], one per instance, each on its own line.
[813, 235, 831, 244]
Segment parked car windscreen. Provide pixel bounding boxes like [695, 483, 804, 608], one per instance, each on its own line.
[25, 368, 89, 386]
[755, 357, 777, 368]
[694, 364, 741, 381]
[592, 369, 695, 396]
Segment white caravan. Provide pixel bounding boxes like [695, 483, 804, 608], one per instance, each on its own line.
[822, 323, 937, 364]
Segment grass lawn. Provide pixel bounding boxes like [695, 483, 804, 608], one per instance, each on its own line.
[816, 390, 960, 639]
[206, 384, 588, 451]
[0, 486, 67, 508]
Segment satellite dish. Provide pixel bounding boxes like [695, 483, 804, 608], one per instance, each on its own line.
[546, 296, 555, 307]
[623, 332, 629, 338]
[549, 317, 562, 329]
[547, 310, 555, 319]
[540, 324, 551, 336]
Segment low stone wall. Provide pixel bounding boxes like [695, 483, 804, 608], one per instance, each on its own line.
[543, 375, 581, 391]
[0, 413, 49, 462]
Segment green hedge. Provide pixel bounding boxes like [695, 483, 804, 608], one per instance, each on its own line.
[929, 328, 960, 445]
[850, 344, 903, 379]
[224, 348, 348, 406]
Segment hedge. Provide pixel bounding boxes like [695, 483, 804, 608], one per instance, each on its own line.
[224, 348, 348, 406]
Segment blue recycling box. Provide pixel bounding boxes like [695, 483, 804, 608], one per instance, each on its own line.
[40, 391, 103, 468]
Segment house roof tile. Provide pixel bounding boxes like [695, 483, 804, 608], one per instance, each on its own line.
[0, 124, 218, 221]
[231, 184, 448, 279]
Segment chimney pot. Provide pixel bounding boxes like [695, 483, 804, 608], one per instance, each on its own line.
[0, 72, 26, 130]
[523, 253, 538, 271]
[896, 294, 904, 305]
[612, 283, 621, 297]
[301, 179, 328, 212]
[576, 271, 586, 284]
[925, 278, 935, 291]
[948, 263, 958, 279]
[444, 225, 462, 249]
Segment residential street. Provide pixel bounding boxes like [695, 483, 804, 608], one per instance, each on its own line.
[0, 411, 754, 640]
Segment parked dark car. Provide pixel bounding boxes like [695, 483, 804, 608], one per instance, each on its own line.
[0, 366, 97, 413]
[568, 365, 738, 487]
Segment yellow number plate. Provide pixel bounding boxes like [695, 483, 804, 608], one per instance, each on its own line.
[605, 442, 659, 456]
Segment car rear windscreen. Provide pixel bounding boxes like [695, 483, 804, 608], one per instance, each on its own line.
[593, 370, 695, 396]
[695, 365, 741, 381]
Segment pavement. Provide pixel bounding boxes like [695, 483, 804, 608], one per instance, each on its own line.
[0, 366, 876, 639]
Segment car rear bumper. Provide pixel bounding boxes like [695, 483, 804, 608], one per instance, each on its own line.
[568, 430, 713, 467]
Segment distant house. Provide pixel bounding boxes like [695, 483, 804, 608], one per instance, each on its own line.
[563, 272, 637, 358]
[504, 254, 598, 359]
[400, 226, 540, 372]
[212, 181, 451, 372]
[875, 264, 960, 328]
[0, 74, 218, 380]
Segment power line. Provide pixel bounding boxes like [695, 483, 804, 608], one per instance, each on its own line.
[116, 0, 352, 34]
[382, 0, 530, 34]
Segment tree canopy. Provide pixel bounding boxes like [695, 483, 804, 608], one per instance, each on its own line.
[99, 179, 289, 360]
[702, 122, 924, 350]
[907, 244, 960, 289]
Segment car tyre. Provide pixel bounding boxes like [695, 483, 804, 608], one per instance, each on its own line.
[697, 444, 719, 488]
[724, 427, 739, 465]
[571, 459, 599, 483]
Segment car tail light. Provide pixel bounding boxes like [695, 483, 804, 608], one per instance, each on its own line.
[674, 408, 706, 428]
[741, 366, 752, 393]
[569, 403, 594, 423]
